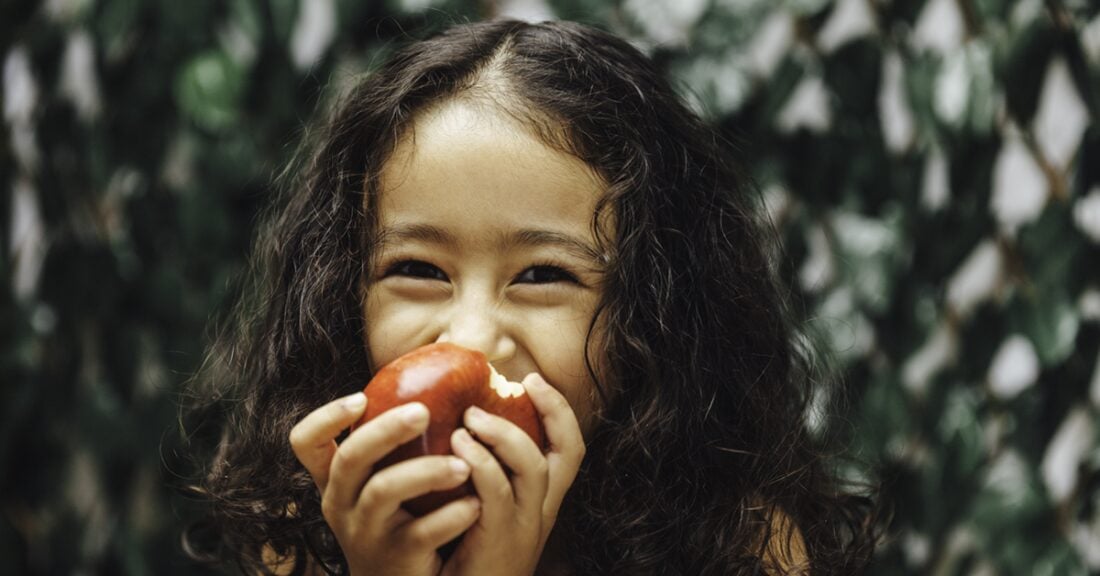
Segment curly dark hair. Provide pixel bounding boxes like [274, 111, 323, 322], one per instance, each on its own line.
[177, 18, 881, 576]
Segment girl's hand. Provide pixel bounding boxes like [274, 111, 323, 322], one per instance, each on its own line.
[439, 373, 586, 576]
[289, 394, 482, 576]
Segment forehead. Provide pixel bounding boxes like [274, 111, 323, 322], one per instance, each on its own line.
[375, 100, 606, 239]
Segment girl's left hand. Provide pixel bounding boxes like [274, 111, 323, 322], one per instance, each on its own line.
[439, 372, 586, 576]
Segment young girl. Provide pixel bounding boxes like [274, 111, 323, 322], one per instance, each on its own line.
[180, 18, 878, 576]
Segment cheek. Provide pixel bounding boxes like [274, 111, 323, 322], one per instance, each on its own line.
[540, 316, 612, 439]
[362, 290, 426, 368]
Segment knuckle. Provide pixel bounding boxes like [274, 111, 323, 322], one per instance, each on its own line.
[320, 494, 338, 522]
[362, 475, 392, 505]
[329, 446, 353, 473]
[385, 418, 418, 441]
[399, 523, 431, 548]
[288, 423, 308, 449]
[468, 448, 494, 468]
[494, 481, 514, 502]
[437, 457, 460, 476]
[533, 458, 550, 480]
[548, 392, 570, 412]
[505, 426, 528, 446]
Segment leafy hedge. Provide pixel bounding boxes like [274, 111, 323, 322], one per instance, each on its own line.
[2, 0, 1098, 574]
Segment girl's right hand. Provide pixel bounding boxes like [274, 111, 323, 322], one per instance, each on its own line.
[289, 393, 482, 576]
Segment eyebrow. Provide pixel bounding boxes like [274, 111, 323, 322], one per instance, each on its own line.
[375, 223, 606, 265]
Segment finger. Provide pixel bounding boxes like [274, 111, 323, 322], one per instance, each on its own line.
[462, 406, 548, 515]
[522, 373, 586, 512]
[327, 402, 430, 510]
[357, 455, 472, 528]
[396, 496, 482, 551]
[289, 392, 368, 491]
[451, 428, 513, 523]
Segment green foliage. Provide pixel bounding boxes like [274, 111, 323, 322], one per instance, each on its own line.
[3, 0, 1099, 574]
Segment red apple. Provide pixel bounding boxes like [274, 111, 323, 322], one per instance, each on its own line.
[355, 342, 546, 516]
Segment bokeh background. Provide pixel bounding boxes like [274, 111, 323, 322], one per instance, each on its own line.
[3, 0, 1099, 573]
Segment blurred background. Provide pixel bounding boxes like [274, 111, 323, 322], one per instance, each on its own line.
[2, 0, 1099, 574]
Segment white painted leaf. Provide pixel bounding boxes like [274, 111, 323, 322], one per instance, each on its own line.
[1041, 407, 1093, 503]
[831, 211, 898, 257]
[30, 304, 57, 334]
[902, 321, 957, 396]
[987, 334, 1040, 400]
[399, 0, 443, 12]
[1073, 186, 1100, 243]
[1072, 517, 1100, 570]
[991, 132, 1048, 235]
[817, 0, 876, 54]
[219, 20, 259, 67]
[290, 0, 336, 70]
[4, 47, 39, 171]
[761, 182, 792, 227]
[1033, 57, 1089, 168]
[677, 52, 752, 115]
[817, 286, 875, 362]
[1010, 0, 1044, 29]
[3, 47, 36, 123]
[921, 146, 950, 211]
[946, 239, 1002, 316]
[9, 178, 47, 303]
[60, 30, 101, 122]
[879, 51, 915, 154]
[747, 10, 794, 78]
[983, 448, 1032, 509]
[1090, 345, 1100, 409]
[777, 75, 832, 133]
[624, 0, 709, 46]
[498, 0, 556, 22]
[1080, 287, 1100, 322]
[1082, 15, 1100, 67]
[902, 531, 931, 568]
[933, 49, 969, 126]
[911, 0, 965, 55]
[45, 0, 93, 22]
[799, 223, 835, 292]
[830, 210, 903, 311]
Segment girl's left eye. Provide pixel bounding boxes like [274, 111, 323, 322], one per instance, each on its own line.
[515, 265, 579, 284]
[385, 260, 448, 280]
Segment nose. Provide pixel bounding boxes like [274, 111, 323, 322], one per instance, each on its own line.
[436, 299, 516, 365]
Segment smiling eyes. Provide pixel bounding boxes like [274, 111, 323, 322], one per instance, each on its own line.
[389, 260, 446, 281]
[384, 259, 580, 285]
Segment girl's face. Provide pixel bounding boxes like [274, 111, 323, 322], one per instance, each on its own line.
[363, 99, 610, 437]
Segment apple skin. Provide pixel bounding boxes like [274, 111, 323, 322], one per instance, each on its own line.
[355, 342, 546, 516]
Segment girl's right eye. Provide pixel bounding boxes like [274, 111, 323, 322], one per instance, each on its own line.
[385, 260, 448, 281]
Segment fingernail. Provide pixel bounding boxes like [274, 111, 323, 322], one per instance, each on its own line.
[466, 406, 487, 424]
[449, 457, 470, 476]
[524, 373, 548, 390]
[399, 403, 428, 424]
[342, 392, 366, 410]
[454, 428, 474, 445]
